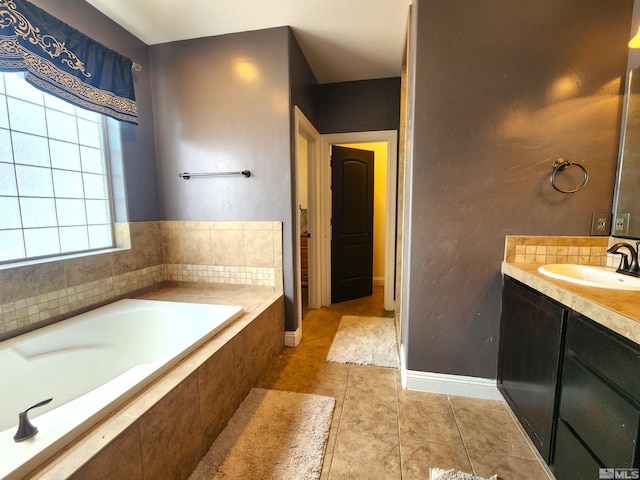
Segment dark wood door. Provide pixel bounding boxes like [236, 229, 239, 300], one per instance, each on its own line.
[330, 145, 374, 303]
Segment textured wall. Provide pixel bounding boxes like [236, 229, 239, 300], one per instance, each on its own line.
[288, 29, 319, 128]
[32, 0, 161, 222]
[149, 28, 300, 328]
[318, 78, 401, 134]
[405, 0, 633, 378]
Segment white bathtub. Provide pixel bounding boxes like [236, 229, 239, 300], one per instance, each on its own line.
[0, 298, 243, 480]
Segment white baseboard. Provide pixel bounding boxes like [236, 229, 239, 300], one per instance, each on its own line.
[404, 370, 504, 401]
[284, 328, 301, 347]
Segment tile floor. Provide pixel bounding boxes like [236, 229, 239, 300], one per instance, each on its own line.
[256, 287, 555, 480]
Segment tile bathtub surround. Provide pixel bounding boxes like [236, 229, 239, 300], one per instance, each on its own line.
[0, 265, 164, 336]
[161, 221, 283, 270]
[504, 236, 609, 265]
[0, 221, 284, 338]
[27, 286, 284, 480]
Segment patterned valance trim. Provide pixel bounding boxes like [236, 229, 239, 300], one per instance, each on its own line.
[0, 0, 137, 124]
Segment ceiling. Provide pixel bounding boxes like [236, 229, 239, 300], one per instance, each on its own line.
[84, 0, 411, 84]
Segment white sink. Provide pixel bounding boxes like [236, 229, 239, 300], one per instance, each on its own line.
[538, 264, 640, 291]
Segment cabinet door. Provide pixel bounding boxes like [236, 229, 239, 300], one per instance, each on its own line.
[553, 419, 602, 480]
[553, 312, 640, 476]
[498, 276, 567, 462]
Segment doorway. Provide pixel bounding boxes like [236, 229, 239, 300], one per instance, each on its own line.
[292, 107, 321, 346]
[293, 115, 398, 345]
[320, 131, 398, 311]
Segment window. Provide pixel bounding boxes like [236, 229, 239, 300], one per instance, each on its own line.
[0, 72, 114, 263]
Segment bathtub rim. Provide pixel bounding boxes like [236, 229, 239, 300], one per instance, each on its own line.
[23, 289, 283, 480]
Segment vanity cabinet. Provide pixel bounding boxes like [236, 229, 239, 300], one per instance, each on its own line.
[500, 275, 640, 479]
[498, 276, 567, 462]
[552, 312, 640, 479]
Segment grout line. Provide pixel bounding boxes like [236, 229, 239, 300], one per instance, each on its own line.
[503, 403, 557, 480]
[324, 363, 351, 480]
[447, 395, 477, 476]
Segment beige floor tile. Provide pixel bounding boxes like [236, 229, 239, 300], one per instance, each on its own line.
[449, 396, 535, 459]
[400, 439, 473, 480]
[469, 451, 553, 480]
[330, 429, 402, 480]
[301, 361, 351, 392]
[398, 395, 463, 446]
[347, 364, 397, 398]
[340, 390, 399, 435]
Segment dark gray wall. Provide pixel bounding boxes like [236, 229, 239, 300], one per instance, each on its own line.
[150, 28, 298, 328]
[405, 0, 633, 378]
[33, 0, 161, 222]
[289, 30, 319, 128]
[318, 78, 401, 133]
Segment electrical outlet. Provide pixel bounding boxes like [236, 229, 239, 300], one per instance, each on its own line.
[614, 213, 630, 236]
[590, 213, 610, 236]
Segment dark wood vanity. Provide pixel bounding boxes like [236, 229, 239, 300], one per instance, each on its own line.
[499, 269, 640, 479]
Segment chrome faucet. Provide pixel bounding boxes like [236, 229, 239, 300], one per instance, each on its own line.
[13, 398, 52, 442]
[607, 242, 640, 277]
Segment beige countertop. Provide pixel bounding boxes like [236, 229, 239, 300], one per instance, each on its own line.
[502, 262, 640, 346]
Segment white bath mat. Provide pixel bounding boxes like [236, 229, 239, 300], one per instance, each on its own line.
[430, 468, 497, 480]
[326, 315, 400, 368]
[189, 388, 335, 480]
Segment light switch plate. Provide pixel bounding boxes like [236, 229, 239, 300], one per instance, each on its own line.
[590, 212, 610, 236]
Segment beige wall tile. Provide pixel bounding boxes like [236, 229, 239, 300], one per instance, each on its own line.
[69, 425, 143, 480]
[143, 222, 163, 266]
[244, 230, 275, 267]
[0, 262, 66, 304]
[65, 254, 113, 287]
[209, 221, 243, 230]
[139, 374, 204, 479]
[243, 221, 274, 231]
[197, 345, 236, 433]
[211, 229, 244, 265]
[181, 228, 212, 265]
[504, 236, 610, 265]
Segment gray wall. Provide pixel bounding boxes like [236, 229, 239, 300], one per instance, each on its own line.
[404, 0, 633, 378]
[289, 30, 319, 128]
[32, 0, 161, 222]
[149, 28, 298, 328]
[318, 78, 401, 133]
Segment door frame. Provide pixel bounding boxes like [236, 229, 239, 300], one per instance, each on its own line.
[320, 130, 398, 311]
[292, 107, 321, 346]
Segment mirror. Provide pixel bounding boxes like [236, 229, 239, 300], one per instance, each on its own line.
[614, 66, 640, 239]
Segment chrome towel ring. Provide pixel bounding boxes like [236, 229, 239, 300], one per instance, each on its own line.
[549, 158, 588, 194]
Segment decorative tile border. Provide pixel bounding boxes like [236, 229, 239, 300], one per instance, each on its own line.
[0, 266, 164, 336]
[164, 264, 276, 286]
[0, 262, 277, 338]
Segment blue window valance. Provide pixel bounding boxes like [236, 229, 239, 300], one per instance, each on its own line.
[0, 0, 137, 124]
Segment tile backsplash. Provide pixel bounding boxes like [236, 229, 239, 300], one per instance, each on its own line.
[0, 221, 283, 339]
[504, 235, 627, 268]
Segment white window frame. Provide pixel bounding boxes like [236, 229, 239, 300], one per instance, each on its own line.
[0, 71, 115, 264]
